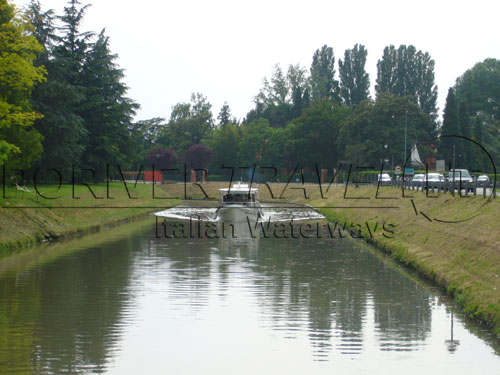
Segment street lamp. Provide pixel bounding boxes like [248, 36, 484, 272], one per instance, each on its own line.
[384, 143, 388, 170]
[404, 111, 408, 163]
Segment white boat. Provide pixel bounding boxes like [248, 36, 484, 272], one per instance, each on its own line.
[216, 182, 263, 223]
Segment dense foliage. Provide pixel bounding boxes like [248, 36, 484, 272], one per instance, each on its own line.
[0, 0, 46, 168]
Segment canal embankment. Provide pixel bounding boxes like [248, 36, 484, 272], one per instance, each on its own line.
[0, 183, 181, 252]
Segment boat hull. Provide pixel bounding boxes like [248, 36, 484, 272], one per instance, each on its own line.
[216, 206, 262, 223]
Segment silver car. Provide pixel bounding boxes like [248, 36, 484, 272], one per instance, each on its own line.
[477, 175, 490, 183]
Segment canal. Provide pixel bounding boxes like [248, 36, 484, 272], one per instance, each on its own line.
[0, 218, 499, 374]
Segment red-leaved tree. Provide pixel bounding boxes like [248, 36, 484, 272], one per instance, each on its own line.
[146, 147, 177, 169]
[184, 144, 214, 169]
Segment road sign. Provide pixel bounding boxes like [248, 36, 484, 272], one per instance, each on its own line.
[404, 167, 414, 175]
[395, 165, 402, 173]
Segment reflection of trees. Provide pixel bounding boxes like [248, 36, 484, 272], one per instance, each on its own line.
[142, 225, 215, 310]
[0, 273, 40, 373]
[370, 262, 432, 350]
[33, 235, 141, 374]
[0, 234, 140, 374]
[208, 232, 432, 356]
[152, 227, 434, 356]
[0, 220, 437, 371]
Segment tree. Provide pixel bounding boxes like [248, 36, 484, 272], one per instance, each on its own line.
[184, 143, 214, 169]
[160, 93, 214, 155]
[310, 45, 340, 103]
[376, 45, 438, 120]
[415, 51, 438, 121]
[26, 0, 88, 177]
[217, 102, 231, 127]
[454, 58, 500, 117]
[78, 30, 139, 178]
[375, 45, 397, 95]
[457, 101, 472, 168]
[145, 146, 177, 169]
[472, 115, 489, 171]
[338, 44, 370, 106]
[0, 0, 46, 168]
[287, 64, 309, 96]
[254, 63, 309, 108]
[285, 101, 350, 169]
[251, 63, 310, 126]
[338, 93, 434, 167]
[439, 88, 460, 163]
[255, 64, 289, 106]
[206, 121, 240, 171]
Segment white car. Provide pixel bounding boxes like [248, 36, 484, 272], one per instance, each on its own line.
[412, 173, 445, 189]
[447, 169, 473, 183]
[377, 173, 392, 185]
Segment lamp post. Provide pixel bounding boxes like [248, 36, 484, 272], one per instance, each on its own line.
[383, 143, 388, 170]
[452, 145, 456, 174]
[404, 110, 408, 163]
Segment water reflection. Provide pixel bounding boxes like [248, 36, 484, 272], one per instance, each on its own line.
[0, 219, 499, 374]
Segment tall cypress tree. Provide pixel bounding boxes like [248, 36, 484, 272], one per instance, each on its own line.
[440, 88, 460, 165]
[338, 44, 370, 106]
[458, 101, 472, 168]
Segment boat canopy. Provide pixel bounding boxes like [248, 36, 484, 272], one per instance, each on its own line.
[218, 184, 259, 206]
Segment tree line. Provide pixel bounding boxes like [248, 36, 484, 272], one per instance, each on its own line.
[1, 0, 499, 183]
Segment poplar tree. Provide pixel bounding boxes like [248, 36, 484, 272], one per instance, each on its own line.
[439, 88, 460, 164]
[310, 45, 340, 103]
[338, 44, 370, 106]
[376, 45, 438, 121]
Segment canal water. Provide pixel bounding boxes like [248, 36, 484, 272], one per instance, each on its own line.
[0, 218, 499, 374]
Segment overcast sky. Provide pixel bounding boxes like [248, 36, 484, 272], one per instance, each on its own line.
[14, 0, 500, 123]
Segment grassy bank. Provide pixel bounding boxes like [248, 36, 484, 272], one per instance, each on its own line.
[0, 182, 181, 252]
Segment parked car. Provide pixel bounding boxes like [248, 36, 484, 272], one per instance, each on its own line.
[411, 174, 425, 184]
[411, 173, 445, 190]
[477, 175, 490, 183]
[377, 173, 392, 185]
[447, 169, 473, 183]
[447, 169, 474, 192]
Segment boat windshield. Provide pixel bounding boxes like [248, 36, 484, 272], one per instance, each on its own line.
[222, 193, 256, 205]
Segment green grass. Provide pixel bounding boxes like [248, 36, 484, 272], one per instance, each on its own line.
[0, 182, 181, 253]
